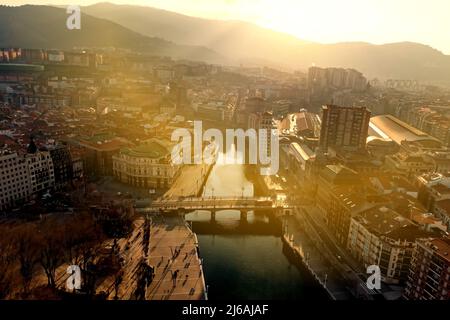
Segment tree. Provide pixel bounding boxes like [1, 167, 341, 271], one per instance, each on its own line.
[37, 219, 65, 289]
[61, 213, 104, 294]
[14, 224, 40, 296]
[99, 207, 133, 238]
[0, 227, 15, 299]
[113, 269, 124, 300]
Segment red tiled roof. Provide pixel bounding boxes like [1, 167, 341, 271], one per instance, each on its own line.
[435, 199, 450, 213]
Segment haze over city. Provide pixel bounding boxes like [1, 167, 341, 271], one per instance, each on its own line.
[2, 0, 450, 54]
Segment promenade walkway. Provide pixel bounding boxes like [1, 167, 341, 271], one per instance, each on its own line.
[283, 212, 352, 300]
[145, 216, 206, 300]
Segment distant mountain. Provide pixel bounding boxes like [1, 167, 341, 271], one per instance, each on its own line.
[0, 5, 223, 63]
[295, 41, 450, 84]
[84, 2, 450, 83]
[83, 3, 310, 67]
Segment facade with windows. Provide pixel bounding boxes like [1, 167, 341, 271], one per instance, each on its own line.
[0, 151, 54, 211]
[113, 139, 181, 189]
[404, 237, 450, 300]
[347, 206, 432, 284]
[26, 151, 55, 194]
[0, 152, 31, 211]
[319, 104, 371, 154]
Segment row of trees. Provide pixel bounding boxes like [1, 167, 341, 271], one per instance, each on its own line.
[0, 213, 105, 299]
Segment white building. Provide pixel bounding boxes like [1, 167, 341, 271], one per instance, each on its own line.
[113, 139, 181, 189]
[0, 152, 30, 211]
[0, 151, 55, 211]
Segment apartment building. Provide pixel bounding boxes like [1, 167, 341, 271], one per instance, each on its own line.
[318, 105, 371, 154]
[0, 152, 31, 211]
[26, 151, 55, 194]
[347, 206, 432, 284]
[404, 237, 450, 300]
[0, 151, 54, 211]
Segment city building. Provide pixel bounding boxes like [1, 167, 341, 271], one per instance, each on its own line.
[416, 172, 450, 210]
[308, 67, 367, 95]
[282, 142, 316, 184]
[433, 200, 450, 231]
[195, 101, 226, 122]
[0, 150, 54, 212]
[424, 150, 450, 173]
[76, 134, 132, 176]
[396, 106, 450, 147]
[271, 100, 292, 117]
[260, 111, 274, 157]
[0, 151, 31, 211]
[385, 152, 435, 175]
[366, 122, 399, 158]
[27, 150, 55, 194]
[243, 96, 267, 114]
[113, 139, 181, 189]
[347, 206, 433, 284]
[315, 164, 376, 244]
[47, 144, 73, 189]
[153, 66, 175, 83]
[369, 115, 442, 149]
[318, 104, 371, 154]
[404, 237, 450, 300]
[278, 111, 319, 138]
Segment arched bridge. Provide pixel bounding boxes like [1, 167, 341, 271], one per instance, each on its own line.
[136, 196, 292, 214]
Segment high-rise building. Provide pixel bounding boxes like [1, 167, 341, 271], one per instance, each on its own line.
[318, 104, 371, 153]
[308, 67, 367, 94]
[404, 237, 450, 300]
[168, 81, 188, 112]
[260, 111, 274, 157]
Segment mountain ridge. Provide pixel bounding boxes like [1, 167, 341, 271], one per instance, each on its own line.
[0, 5, 224, 63]
[1, 3, 450, 84]
[83, 2, 450, 83]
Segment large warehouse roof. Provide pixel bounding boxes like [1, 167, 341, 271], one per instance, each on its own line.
[369, 115, 441, 147]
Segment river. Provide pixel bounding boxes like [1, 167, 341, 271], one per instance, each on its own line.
[185, 149, 329, 300]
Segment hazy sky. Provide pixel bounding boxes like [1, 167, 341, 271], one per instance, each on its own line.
[3, 0, 450, 54]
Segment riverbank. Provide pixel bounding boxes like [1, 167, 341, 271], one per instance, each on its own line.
[280, 212, 352, 300]
[243, 165, 270, 196]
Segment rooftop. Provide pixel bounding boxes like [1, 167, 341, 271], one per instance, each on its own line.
[370, 115, 441, 147]
[435, 198, 450, 213]
[355, 206, 414, 238]
[411, 212, 445, 227]
[321, 164, 360, 185]
[290, 142, 314, 162]
[429, 238, 450, 263]
[77, 134, 131, 152]
[120, 139, 172, 159]
[430, 183, 450, 195]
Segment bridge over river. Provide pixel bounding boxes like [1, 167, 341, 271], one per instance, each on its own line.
[136, 196, 293, 219]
